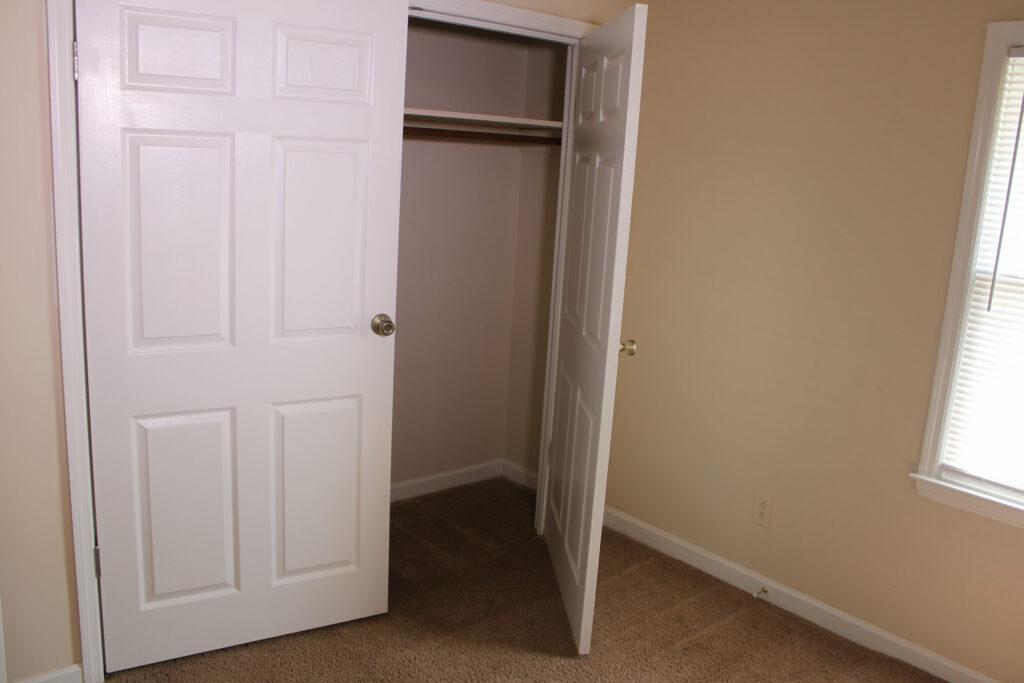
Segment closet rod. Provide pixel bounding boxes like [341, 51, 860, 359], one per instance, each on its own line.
[403, 126, 561, 146]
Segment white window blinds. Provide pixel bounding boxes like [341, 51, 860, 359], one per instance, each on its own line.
[942, 50, 1024, 492]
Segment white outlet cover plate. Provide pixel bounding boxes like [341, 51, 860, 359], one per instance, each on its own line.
[752, 492, 773, 528]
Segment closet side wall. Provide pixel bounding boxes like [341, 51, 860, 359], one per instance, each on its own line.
[523, 45, 567, 122]
[504, 147, 560, 474]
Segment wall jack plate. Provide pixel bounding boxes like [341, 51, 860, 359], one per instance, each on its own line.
[752, 492, 773, 528]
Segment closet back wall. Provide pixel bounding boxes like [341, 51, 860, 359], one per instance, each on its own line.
[391, 19, 564, 484]
[393, 142, 558, 483]
[404, 20, 566, 121]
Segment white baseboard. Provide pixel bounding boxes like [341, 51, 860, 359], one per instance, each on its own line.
[391, 459, 538, 502]
[499, 460, 538, 490]
[12, 665, 83, 683]
[603, 507, 994, 683]
[391, 460, 502, 502]
[1, 595, 7, 683]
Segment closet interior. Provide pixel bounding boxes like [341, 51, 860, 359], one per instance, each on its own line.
[391, 19, 569, 487]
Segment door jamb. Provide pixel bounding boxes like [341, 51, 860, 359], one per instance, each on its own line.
[48, 2, 592, 680]
[533, 41, 581, 535]
[409, 0, 592, 43]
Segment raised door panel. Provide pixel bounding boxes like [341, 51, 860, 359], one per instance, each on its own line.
[122, 8, 235, 94]
[134, 409, 238, 604]
[273, 138, 366, 339]
[274, 25, 373, 103]
[272, 398, 361, 582]
[129, 133, 234, 349]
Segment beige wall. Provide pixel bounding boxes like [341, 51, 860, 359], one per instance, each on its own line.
[9, 0, 1024, 679]
[598, 0, 1024, 680]
[0, 1, 80, 679]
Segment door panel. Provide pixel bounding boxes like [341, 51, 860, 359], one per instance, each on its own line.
[273, 397, 361, 580]
[130, 132, 234, 348]
[543, 4, 647, 655]
[136, 409, 237, 603]
[77, 0, 407, 670]
[273, 138, 366, 337]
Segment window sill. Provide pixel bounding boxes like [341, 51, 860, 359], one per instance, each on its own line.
[911, 473, 1024, 530]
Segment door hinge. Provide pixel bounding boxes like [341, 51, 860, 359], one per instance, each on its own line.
[93, 546, 101, 578]
[73, 41, 79, 82]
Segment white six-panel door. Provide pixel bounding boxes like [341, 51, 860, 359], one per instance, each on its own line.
[76, 0, 407, 670]
[543, 4, 647, 655]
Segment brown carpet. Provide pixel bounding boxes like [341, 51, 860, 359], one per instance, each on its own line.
[110, 479, 940, 681]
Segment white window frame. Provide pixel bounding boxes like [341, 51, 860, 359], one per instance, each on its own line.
[914, 21, 1024, 530]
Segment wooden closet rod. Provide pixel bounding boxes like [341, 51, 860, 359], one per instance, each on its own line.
[403, 126, 561, 146]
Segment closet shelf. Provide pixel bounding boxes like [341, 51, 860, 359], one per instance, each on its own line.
[403, 108, 562, 145]
[404, 108, 563, 131]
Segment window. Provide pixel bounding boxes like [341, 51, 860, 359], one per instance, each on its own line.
[916, 22, 1024, 528]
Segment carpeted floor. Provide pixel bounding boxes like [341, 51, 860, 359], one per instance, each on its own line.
[110, 478, 939, 681]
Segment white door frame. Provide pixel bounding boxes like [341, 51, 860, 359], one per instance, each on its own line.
[46, 1, 592, 680]
[47, 1, 105, 680]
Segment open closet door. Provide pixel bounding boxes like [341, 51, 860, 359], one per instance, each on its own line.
[76, 0, 407, 670]
[542, 4, 647, 655]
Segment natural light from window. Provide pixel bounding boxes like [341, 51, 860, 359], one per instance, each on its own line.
[941, 54, 1024, 493]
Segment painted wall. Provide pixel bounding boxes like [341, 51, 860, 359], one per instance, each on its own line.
[0, 1, 80, 679]
[393, 140, 522, 481]
[597, 0, 1024, 680]
[8, 0, 1024, 680]
[393, 23, 560, 482]
[405, 20, 533, 116]
[504, 148, 561, 474]
[393, 141, 558, 482]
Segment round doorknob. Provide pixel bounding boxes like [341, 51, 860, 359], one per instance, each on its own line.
[619, 339, 637, 356]
[371, 314, 396, 337]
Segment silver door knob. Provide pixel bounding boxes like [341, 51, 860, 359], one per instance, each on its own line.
[372, 314, 396, 337]
[619, 339, 637, 356]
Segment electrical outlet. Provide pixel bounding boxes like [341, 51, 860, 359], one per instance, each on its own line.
[751, 492, 773, 528]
